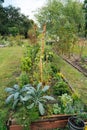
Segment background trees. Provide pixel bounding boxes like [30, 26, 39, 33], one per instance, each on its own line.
[0, 5, 34, 37]
[35, 0, 85, 55]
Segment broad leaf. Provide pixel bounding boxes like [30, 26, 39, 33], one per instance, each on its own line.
[38, 102, 45, 115]
[22, 95, 32, 101]
[37, 82, 42, 90]
[20, 95, 24, 102]
[13, 84, 19, 90]
[12, 99, 19, 109]
[5, 88, 14, 93]
[23, 84, 32, 90]
[14, 92, 19, 100]
[43, 96, 55, 100]
[27, 103, 34, 109]
[42, 85, 50, 92]
[6, 94, 14, 103]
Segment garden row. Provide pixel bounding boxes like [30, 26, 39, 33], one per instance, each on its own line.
[4, 43, 87, 130]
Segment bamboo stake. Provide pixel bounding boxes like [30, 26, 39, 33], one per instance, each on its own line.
[40, 24, 46, 83]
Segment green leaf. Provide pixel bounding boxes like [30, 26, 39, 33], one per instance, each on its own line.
[13, 84, 19, 90]
[27, 103, 34, 109]
[37, 82, 42, 90]
[5, 88, 14, 92]
[38, 102, 45, 115]
[14, 92, 19, 100]
[12, 99, 19, 109]
[23, 84, 32, 90]
[6, 94, 14, 103]
[23, 95, 32, 101]
[20, 95, 24, 102]
[43, 96, 55, 100]
[42, 85, 50, 92]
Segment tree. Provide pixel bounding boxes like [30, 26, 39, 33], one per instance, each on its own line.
[0, 6, 8, 35]
[35, 0, 85, 55]
[0, 5, 34, 37]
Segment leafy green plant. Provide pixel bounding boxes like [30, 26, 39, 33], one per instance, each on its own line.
[19, 72, 29, 86]
[21, 44, 40, 82]
[5, 83, 55, 116]
[52, 103, 61, 114]
[23, 83, 55, 115]
[53, 80, 70, 96]
[5, 84, 28, 109]
[77, 112, 87, 121]
[44, 50, 54, 62]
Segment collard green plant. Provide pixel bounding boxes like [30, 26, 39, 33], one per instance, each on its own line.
[5, 83, 55, 116]
[5, 84, 29, 109]
[23, 83, 55, 115]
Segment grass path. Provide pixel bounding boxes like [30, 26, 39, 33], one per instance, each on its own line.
[0, 46, 25, 101]
[57, 56, 87, 103]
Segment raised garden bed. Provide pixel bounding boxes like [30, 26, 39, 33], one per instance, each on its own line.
[9, 114, 72, 130]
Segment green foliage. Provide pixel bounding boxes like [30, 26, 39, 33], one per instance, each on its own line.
[60, 93, 74, 114]
[35, 0, 85, 55]
[13, 106, 39, 130]
[5, 84, 27, 109]
[78, 112, 87, 120]
[60, 93, 84, 114]
[5, 82, 55, 116]
[6, 35, 25, 46]
[21, 57, 32, 72]
[44, 50, 54, 62]
[0, 5, 34, 37]
[23, 83, 55, 115]
[0, 109, 8, 130]
[19, 72, 29, 86]
[28, 25, 37, 44]
[81, 55, 87, 62]
[8, 27, 19, 36]
[52, 103, 61, 114]
[53, 74, 70, 96]
[21, 45, 40, 72]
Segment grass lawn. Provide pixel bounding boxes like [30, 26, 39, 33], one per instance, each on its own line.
[0, 46, 25, 103]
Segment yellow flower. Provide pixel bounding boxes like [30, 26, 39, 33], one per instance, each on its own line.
[57, 72, 64, 79]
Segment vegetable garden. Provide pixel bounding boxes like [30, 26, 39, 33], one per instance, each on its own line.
[0, 0, 87, 129]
